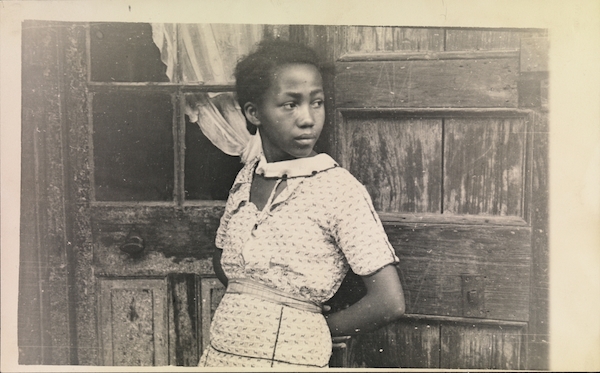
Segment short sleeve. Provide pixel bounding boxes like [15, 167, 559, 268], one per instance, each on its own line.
[215, 161, 253, 250]
[215, 184, 238, 250]
[330, 173, 399, 276]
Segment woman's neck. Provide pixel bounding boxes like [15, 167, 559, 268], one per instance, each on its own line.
[263, 150, 318, 163]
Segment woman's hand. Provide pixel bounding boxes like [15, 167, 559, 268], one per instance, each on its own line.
[324, 264, 405, 337]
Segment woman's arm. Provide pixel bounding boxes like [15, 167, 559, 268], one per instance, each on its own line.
[325, 264, 405, 336]
[212, 247, 228, 287]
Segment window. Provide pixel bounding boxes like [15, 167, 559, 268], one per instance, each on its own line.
[89, 22, 253, 203]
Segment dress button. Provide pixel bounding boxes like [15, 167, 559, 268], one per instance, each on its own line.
[281, 173, 288, 180]
[253, 223, 258, 230]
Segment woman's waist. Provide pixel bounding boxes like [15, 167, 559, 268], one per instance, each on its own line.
[226, 278, 323, 313]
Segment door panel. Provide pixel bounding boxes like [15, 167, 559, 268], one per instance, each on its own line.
[335, 58, 519, 108]
[385, 217, 531, 321]
[444, 117, 527, 215]
[341, 116, 442, 213]
[98, 278, 168, 365]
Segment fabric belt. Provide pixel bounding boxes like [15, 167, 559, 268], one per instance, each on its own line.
[226, 278, 323, 313]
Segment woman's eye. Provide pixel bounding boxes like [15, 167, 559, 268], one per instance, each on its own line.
[283, 103, 296, 110]
[312, 100, 324, 108]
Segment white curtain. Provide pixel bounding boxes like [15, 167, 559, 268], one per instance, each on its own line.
[151, 23, 263, 162]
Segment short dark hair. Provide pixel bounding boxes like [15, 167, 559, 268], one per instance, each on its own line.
[234, 39, 323, 134]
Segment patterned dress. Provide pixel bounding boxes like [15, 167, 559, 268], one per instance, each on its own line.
[199, 153, 398, 368]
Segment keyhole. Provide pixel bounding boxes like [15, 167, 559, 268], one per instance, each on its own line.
[128, 297, 139, 322]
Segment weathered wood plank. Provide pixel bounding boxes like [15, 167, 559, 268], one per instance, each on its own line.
[440, 323, 523, 369]
[169, 274, 200, 366]
[19, 20, 73, 365]
[64, 23, 99, 365]
[338, 49, 519, 62]
[443, 117, 526, 216]
[386, 223, 531, 321]
[520, 36, 549, 73]
[379, 212, 527, 226]
[341, 117, 442, 213]
[393, 27, 444, 51]
[335, 58, 519, 108]
[445, 29, 521, 51]
[91, 206, 223, 276]
[343, 26, 443, 54]
[356, 319, 440, 368]
[526, 111, 549, 369]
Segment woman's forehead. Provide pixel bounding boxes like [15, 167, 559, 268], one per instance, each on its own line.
[270, 63, 323, 91]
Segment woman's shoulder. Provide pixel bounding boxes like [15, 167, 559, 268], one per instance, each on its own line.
[311, 163, 368, 198]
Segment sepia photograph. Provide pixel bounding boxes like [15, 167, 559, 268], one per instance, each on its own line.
[1, 1, 598, 372]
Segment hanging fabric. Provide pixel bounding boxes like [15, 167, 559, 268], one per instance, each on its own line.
[151, 23, 263, 163]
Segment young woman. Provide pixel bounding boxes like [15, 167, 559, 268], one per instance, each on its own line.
[199, 39, 405, 368]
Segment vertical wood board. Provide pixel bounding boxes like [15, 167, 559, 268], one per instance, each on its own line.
[335, 58, 519, 108]
[169, 274, 199, 366]
[443, 117, 527, 216]
[341, 116, 442, 213]
[355, 319, 440, 368]
[440, 323, 522, 369]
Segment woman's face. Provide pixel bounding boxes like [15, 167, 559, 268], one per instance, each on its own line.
[251, 63, 325, 162]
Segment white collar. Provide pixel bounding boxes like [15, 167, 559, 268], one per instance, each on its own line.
[255, 153, 339, 179]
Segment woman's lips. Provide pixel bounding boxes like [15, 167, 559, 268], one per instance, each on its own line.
[294, 135, 316, 145]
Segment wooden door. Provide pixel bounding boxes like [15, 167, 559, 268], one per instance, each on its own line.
[292, 26, 549, 369]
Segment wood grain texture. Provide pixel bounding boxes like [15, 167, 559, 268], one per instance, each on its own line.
[440, 323, 523, 369]
[91, 205, 223, 276]
[169, 274, 200, 366]
[385, 222, 531, 321]
[98, 278, 168, 366]
[63, 23, 101, 365]
[526, 111, 549, 369]
[355, 319, 440, 368]
[341, 116, 442, 213]
[443, 117, 527, 216]
[343, 26, 444, 53]
[335, 58, 519, 108]
[445, 29, 521, 51]
[19, 21, 74, 365]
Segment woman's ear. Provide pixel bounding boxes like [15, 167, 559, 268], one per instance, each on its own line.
[243, 102, 261, 126]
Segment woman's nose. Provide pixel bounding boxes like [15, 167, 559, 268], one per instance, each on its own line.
[297, 104, 315, 127]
